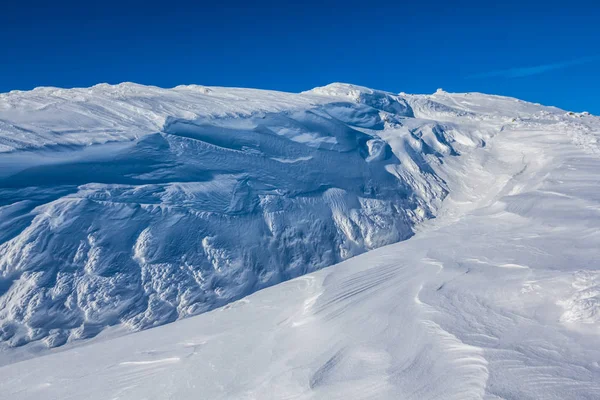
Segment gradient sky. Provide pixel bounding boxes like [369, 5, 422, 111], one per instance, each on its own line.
[2, 0, 599, 113]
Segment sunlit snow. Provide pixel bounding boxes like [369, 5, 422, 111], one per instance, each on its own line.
[1, 83, 599, 399]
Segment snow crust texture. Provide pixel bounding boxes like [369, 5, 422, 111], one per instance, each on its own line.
[0, 83, 495, 348]
[2, 82, 600, 400]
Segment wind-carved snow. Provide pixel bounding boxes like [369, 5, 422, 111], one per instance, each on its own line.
[0, 83, 492, 349]
[1, 83, 600, 399]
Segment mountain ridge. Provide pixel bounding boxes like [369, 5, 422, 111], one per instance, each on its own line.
[0, 82, 597, 353]
[1, 82, 599, 399]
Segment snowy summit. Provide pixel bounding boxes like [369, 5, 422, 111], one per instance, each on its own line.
[0, 82, 599, 399]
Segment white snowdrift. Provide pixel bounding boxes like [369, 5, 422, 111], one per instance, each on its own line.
[1, 82, 600, 399]
[0, 83, 493, 349]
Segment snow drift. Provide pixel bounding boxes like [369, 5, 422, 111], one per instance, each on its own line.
[0, 83, 494, 348]
[2, 83, 600, 400]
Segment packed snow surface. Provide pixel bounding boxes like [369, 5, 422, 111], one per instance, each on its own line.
[0, 83, 483, 349]
[1, 83, 600, 399]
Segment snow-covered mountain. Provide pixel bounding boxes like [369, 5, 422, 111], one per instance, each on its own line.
[0, 83, 492, 349]
[1, 82, 600, 399]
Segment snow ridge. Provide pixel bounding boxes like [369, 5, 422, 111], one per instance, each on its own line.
[0, 82, 597, 353]
[2, 83, 600, 400]
[0, 83, 487, 348]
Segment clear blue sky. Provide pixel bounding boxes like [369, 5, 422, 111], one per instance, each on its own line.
[2, 0, 599, 113]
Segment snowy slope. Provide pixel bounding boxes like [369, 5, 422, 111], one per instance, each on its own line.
[1, 84, 599, 399]
[0, 83, 501, 349]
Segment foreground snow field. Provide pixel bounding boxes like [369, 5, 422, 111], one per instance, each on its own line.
[1, 83, 600, 399]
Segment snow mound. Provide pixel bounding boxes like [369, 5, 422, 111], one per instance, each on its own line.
[2, 91, 600, 398]
[305, 83, 414, 116]
[0, 83, 493, 348]
[0, 82, 598, 352]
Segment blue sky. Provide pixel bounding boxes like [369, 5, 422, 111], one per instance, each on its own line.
[2, 0, 599, 113]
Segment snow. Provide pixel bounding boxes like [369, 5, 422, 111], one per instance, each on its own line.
[0, 83, 462, 350]
[1, 82, 600, 398]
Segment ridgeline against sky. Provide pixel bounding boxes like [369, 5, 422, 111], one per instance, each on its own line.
[2, 0, 599, 113]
